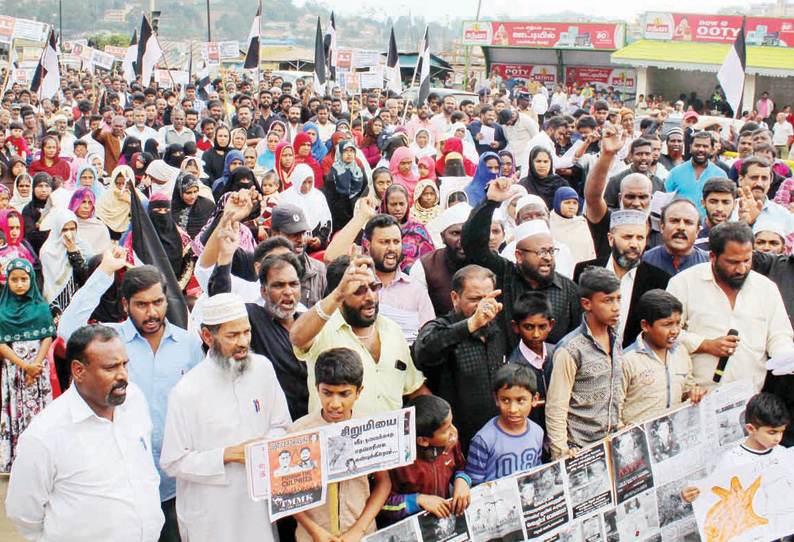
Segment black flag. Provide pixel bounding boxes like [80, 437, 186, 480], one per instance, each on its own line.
[416, 28, 430, 106]
[243, 5, 261, 70]
[313, 17, 326, 94]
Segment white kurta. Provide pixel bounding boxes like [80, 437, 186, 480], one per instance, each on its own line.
[160, 354, 291, 542]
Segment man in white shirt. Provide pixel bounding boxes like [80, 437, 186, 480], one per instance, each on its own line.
[158, 108, 196, 149]
[6, 325, 164, 542]
[532, 88, 549, 124]
[126, 106, 159, 149]
[667, 221, 794, 392]
[499, 108, 538, 177]
[160, 293, 291, 542]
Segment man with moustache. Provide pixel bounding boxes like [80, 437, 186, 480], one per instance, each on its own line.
[694, 178, 736, 250]
[322, 197, 435, 344]
[161, 293, 291, 542]
[573, 210, 671, 347]
[603, 139, 666, 209]
[7, 326, 164, 541]
[59, 249, 204, 542]
[291, 254, 429, 417]
[462, 188, 582, 347]
[643, 199, 708, 276]
[665, 131, 728, 215]
[734, 157, 794, 243]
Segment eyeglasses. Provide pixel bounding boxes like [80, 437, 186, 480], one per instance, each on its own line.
[352, 282, 383, 296]
[517, 247, 560, 259]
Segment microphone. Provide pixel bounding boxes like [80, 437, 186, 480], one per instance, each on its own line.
[713, 329, 739, 383]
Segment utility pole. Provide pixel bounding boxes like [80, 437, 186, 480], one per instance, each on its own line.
[206, 0, 212, 42]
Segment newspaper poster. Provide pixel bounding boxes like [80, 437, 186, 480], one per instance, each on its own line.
[325, 408, 414, 484]
[700, 380, 754, 467]
[417, 511, 470, 542]
[609, 426, 654, 504]
[465, 477, 525, 542]
[565, 443, 614, 519]
[218, 41, 239, 60]
[267, 430, 327, 521]
[518, 462, 570, 538]
[104, 45, 128, 59]
[203, 42, 220, 66]
[352, 48, 381, 68]
[12, 18, 48, 42]
[402, 408, 416, 464]
[646, 405, 705, 486]
[363, 515, 421, 542]
[91, 50, 115, 70]
[359, 70, 383, 90]
[655, 469, 706, 542]
[603, 489, 660, 542]
[544, 514, 606, 542]
[691, 448, 794, 542]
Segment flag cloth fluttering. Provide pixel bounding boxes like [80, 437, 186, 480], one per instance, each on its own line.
[243, 5, 261, 70]
[122, 28, 138, 84]
[385, 27, 402, 95]
[313, 17, 327, 95]
[323, 12, 337, 81]
[136, 16, 162, 86]
[416, 28, 431, 106]
[30, 29, 60, 99]
[717, 16, 746, 118]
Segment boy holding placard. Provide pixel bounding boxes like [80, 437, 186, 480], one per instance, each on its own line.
[290, 348, 391, 542]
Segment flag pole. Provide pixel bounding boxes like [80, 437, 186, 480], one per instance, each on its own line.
[735, 16, 747, 120]
[401, 27, 424, 125]
[257, 0, 262, 93]
[151, 31, 179, 93]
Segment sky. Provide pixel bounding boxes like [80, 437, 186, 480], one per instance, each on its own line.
[310, 0, 744, 23]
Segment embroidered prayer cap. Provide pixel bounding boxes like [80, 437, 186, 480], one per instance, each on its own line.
[514, 219, 551, 244]
[515, 194, 548, 214]
[610, 210, 648, 230]
[202, 293, 248, 326]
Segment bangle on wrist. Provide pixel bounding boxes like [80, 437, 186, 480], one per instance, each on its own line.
[315, 301, 332, 321]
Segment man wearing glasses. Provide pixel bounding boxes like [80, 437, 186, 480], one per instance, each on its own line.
[462, 181, 582, 347]
[290, 253, 430, 417]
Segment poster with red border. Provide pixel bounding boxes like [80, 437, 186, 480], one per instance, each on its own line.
[490, 64, 557, 87]
[644, 12, 794, 47]
[462, 21, 624, 50]
[565, 66, 637, 93]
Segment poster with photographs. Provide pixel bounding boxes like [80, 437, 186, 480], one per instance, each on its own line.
[700, 379, 754, 468]
[465, 478, 525, 542]
[646, 406, 705, 486]
[403, 408, 417, 464]
[325, 408, 415, 483]
[603, 490, 660, 542]
[363, 516, 421, 542]
[417, 511, 470, 542]
[655, 469, 706, 533]
[609, 426, 654, 504]
[518, 462, 569, 538]
[266, 430, 327, 521]
[565, 443, 614, 519]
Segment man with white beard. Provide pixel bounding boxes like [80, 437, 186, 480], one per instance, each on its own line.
[160, 293, 291, 542]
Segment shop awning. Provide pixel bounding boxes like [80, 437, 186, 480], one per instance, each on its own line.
[611, 40, 794, 77]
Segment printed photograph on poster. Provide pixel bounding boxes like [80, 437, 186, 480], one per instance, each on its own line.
[565, 443, 614, 519]
[363, 516, 420, 542]
[700, 380, 754, 464]
[609, 427, 654, 504]
[518, 462, 569, 538]
[403, 408, 416, 463]
[580, 515, 605, 542]
[603, 490, 660, 542]
[655, 469, 706, 529]
[325, 409, 411, 483]
[646, 406, 705, 486]
[266, 430, 326, 521]
[659, 519, 699, 542]
[417, 511, 470, 542]
[465, 478, 524, 542]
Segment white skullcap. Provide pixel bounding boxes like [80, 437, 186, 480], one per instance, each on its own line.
[753, 214, 789, 240]
[515, 194, 547, 214]
[610, 210, 648, 229]
[492, 208, 505, 224]
[50, 113, 67, 125]
[438, 203, 472, 232]
[202, 293, 248, 326]
[514, 219, 551, 243]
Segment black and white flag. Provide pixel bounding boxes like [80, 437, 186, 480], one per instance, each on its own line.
[717, 16, 746, 117]
[136, 15, 162, 85]
[313, 17, 326, 95]
[243, 5, 261, 70]
[385, 27, 401, 95]
[416, 28, 431, 106]
[122, 28, 138, 84]
[30, 29, 60, 99]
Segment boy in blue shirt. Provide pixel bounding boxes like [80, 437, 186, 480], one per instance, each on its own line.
[466, 363, 544, 485]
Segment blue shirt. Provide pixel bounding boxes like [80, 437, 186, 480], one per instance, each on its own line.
[466, 416, 544, 485]
[58, 270, 204, 501]
[665, 159, 728, 215]
[642, 245, 709, 276]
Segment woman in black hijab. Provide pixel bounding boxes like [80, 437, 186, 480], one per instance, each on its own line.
[119, 137, 142, 166]
[519, 146, 570, 210]
[171, 173, 215, 239]
[202, 125, 231, 186]
[21, 172, 54, 254]
[163, 143, 185, 168]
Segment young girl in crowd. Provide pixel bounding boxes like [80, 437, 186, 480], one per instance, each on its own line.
[549, 186, 595, 264]
[259, 171, 281, 220]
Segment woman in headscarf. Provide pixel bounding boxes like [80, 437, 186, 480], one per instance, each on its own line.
[389, 147, 419, 195]
[449, 122, 480, 164]
[519, 146, 570, 210]
[171, 173, 215, 239]
[9, 173, 32, 213]
[230, 128, 248, 152]
[179, 157, 213, 202]
[132, 152, 155, 185]
[417, 156, 437, 182]
[118, 137, 142, 166]
[266, 120, 287, 143]
[360, 118, 383, 168]
[212, 149, 245, 200]
[193, 181, 261, 257]
[21, 173, 54, 255]
[95, 165, 139, 239]
[68, 158, 87, 189]
[465, 152, 501, 207]
[163, 143, 185, 169]
[28, 135, 71, 180]
[410, 128, 436, 160]
[550, 186, 595, 265]
[323, 140, 368, 234]
[436, 137, 476, 177]
[274, 141, 295, 190]
[321, 132, 351, 177]
[377, 133, 409, 169]
[380, 184, 434, 272]
[0, 209, 38, 284]
[86, 152, 107, 179]
[5, 157, 27, 191]
[255, 130, 281, 171]
[67, 187, 112, 258]
[0, 185, 9, 210]
[202, 125, 231, 185]
[293, 132, 324, 189]
[0, 258, 55, 473]
[499, 149, 516, 177]
[280, 164, 332, 252]
[143, 139, 159, 157]
[411, 179, 440, 226]
[371, 167, 393, 208]
[302, 123, 328, 163]
[39, 208, 90, 319]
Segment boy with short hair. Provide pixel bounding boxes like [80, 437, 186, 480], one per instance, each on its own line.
[545, 267, 624, 460]
[291, 348, 391, 542]
[621, 289, 704, 425]
[6, 122, 28, 160]
[507, 292, 556, 433]
[72, 139, 88, 159]
[380, 395, 471, 524]
[466, 363, 544, 485]
[682, 392, 790, 503]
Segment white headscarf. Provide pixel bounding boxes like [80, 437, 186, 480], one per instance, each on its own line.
[280, 164, 332, 232]
[9, 173, 32, 212]
[39, 209, 91, 302]
[409, 128, 437, 160]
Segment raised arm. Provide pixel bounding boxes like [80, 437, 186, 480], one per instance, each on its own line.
[323, 195, 378, 265]
[583, 125, 625, 225]
[198, 190, 253, 271]
[461, 180, 520, 276]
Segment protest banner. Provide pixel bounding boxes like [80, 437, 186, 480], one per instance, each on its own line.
[358, 71, 383, 90]
[0, 16, 15, 45]
[565, 442, 614, 519]
[266, 430, 327, 521]
[465, 478, 524, 542]
[352, 49, 380, 69]
[12, 18, 48, 42]
[203, 42, 220, 66]
[518, 462, 569, 538]
[104, 45, 128, 59]
[91, 50, 115, 70]
[218, 41, 239, 60]
[609, 426, 655, 504]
